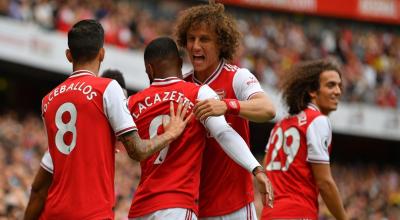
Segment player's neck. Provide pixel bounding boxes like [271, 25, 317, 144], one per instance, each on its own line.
[72, 62, 100, 76]
[157, 68, 182, 79]
[193, 59, 222, 83]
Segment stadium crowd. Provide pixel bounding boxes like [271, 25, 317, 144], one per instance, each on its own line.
[0, 0, 399, 108]
[0, 112, 399, 219]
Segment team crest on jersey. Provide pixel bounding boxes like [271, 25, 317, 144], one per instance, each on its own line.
[214, 89, 226, 99]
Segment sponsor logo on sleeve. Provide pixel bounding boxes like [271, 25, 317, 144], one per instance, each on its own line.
[246, 76, 259, 85]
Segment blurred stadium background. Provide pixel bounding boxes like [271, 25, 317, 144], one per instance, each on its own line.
[0, 0, 399, 219]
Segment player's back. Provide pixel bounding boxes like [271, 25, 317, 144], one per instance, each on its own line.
[262, 106, 326, 220]
[127, 77, 205, 217]
[40, 70, 117, 219]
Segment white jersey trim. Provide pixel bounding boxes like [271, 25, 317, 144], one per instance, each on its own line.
[103, 80, 137, 136]
[40, 150, 54, 174]
[306, 115, 332, 164]
[152, 77, 184, 86]
[69, 70, 96, 78]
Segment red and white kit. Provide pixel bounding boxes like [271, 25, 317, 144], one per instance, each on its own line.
[262, 104, 332, 220]
[40, 70, 137, 220]
[185, 60, 265, 217]
[127, 77, 260, 219]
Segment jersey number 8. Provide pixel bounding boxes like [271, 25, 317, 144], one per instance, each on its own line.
[55, 102, 77, 155]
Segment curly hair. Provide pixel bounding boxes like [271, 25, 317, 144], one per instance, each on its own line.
[282, 59, 342, 115]
[174, 2, 241, 61]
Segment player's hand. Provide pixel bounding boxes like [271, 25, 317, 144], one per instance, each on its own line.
[255, 171, 274, 208]
[163, 101, 193, 140]
[193, 99, 227, 121]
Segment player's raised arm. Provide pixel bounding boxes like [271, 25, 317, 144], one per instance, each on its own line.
[119, 101, 192, 161]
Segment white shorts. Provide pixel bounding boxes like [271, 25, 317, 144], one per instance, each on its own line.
[130, 208, 197, 220]
[200, 203, 257, 220]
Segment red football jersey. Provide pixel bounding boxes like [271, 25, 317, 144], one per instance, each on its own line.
[40, 70, 136, 220]
[261, 104, 332, 220]
[185, 60, 264, 217]
[127, 77, 207, 217]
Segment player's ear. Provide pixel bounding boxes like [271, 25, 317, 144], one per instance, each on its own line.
[65, 49, 73, 63]
[145, 63, 154, 82]
[308, 90, 317, 100]
[99, 48, 105, 62]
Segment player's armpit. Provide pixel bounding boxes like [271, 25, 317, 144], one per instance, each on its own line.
[24, 167, 53, 220]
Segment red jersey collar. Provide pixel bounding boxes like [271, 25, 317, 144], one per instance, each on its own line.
[151, 77, 183, 86]
[69, 70, 96, 78]
[307, 103, 320, 112]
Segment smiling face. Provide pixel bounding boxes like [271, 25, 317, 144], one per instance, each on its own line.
[309, 70, 342, 115]
[185, 22, 221, 80]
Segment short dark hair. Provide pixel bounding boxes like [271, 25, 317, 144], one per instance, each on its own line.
[101, 69, 126, 90]
[144, 37, 180, 63]
[282, 58, 342, 115]
[68, 19, 104, 63]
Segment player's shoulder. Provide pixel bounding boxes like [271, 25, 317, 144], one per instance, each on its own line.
[221, 62, 253, 75]
[222, 62, 240, 72]
[127, 87, 149, 105]
[304, 105, 325, 120]
[302, 107, 330, 129]
[69, 75, 115, 94]
[89, 75, 114, 87]
[279, 106, 326, 129]
[183, 80, 201, 89]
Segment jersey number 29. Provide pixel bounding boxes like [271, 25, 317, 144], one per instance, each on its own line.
[266, 127, 300, 171]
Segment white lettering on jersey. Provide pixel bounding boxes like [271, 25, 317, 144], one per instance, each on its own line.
[131, 91, 195, 120]
[42, 81, 98, 113]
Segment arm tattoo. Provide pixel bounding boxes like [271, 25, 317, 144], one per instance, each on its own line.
[119, 131, 173, 161]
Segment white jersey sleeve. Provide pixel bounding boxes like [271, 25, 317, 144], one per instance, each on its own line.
[306, 115, 332, 164]
[197, 84, 220, 101]
[197, 85, 261, 172]
[232, 68, 264, 101]
[40, 150, 53, 174]
[103, 80, 137, 136]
